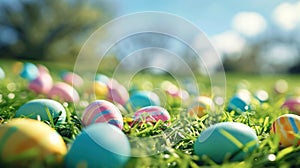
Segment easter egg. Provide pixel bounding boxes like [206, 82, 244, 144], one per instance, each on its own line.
[48, 82, 80, 103]
[95, 74, 110, 84]
[0, 118, 67, 166]
[227, 96, 250, 113]
[65, 123, 130, 168]
[61, 71, 83, 88]
[188, 96, 215, 117]
[281, 97, 300, 114]
[0, 66, 5, 79]
[28, 67, 53, 94]
[254, 90, 269, 103]
[126, 91, 160, 111]
[87, 81, 108, 99]
[270, 114, 300, 147]
[81, 100, 123, 129]
[133, 106, 170, 124]
[15, 99, 66, 124]
[194, 122, 259, 163]
[107, 79, 129, 106]
[13, 62, 39, 81]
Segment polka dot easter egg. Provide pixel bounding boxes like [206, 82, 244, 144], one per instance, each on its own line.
[48, 82, 80, 103]
[81, 100, 124, 129]
[0, 118, 67, 166]
[133, 106, 170, 124]
[194, 122, 259, 163]
[12, 62, 39, 81]
[65, 123, 130, 168]
[126, 91, 160, 111]
[270, 114, 300, 147]
[188, 96, 215, 118]
[15, 99, 66, 124]
[281, 97, 300, 115]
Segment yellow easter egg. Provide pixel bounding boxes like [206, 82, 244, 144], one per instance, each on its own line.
[188, 96, 215, 117]
[0, 118, 67, 166]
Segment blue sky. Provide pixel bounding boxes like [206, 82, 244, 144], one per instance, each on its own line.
[113, 0, 298, 36]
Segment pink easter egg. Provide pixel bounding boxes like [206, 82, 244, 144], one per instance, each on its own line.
[28, 65, 53, 94]
[62, 72, 83, 88]
[48, 82, 80, 103]
[282, 97, 300, 114]
[107, 79, 129, 106]
[134, 106, 170, 124]
[81, 100, 123, 129]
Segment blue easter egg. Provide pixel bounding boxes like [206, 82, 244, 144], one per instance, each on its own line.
[0, 67, 5, 79]
[126, 91, 160, 111]
[15, 99, 66, 124]
[227, 96, 250, 113]
[95, 74, 110, 84]
[20, 62, 39, 81]
[65, 123, 131, 168]
[194, 122, 259, 163]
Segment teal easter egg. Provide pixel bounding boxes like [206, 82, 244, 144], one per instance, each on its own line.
[95, 74, 110, 84]
[0, 67, 5, 79]
[15, 99, 66, 124]
[194, 122, 259, 163]
[65, 123, 131, 168]
[20, 62, 39, 81]
[126, 91, 160, 111]
[227, 96, 250, 113]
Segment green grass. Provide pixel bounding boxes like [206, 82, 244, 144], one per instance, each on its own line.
[1, 59, 300, 167]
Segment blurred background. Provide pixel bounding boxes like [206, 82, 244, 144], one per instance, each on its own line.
[0, 0, 300, 74]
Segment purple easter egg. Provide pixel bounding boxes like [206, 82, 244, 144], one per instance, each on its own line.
[81, 100, 123, 129]
[134, 106, 170, 124]
[107, 79, 129, 106]
[48, 82, 80, 103]
[282, 97, 300, 114]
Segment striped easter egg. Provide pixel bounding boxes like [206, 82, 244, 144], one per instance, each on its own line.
[270, 114, 300, 147]
[81, 100, 123, 129]
[107, 79, 129, 106]
[133, 106, 170, 124]
[0, 118, 67, 166]
[48, 82, 80, 103]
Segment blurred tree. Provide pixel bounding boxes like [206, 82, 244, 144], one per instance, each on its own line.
[0, 0, 115, 60]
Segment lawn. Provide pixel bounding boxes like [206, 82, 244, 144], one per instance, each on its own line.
[1, 59, 300, 167]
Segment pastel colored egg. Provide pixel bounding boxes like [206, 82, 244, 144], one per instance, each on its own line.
[188, 96, 215, 117]
[194, 122, 259, 163]
[270, 114, 300, 147]
[61, 71, 84, 88]
[13, 62, 39, 81]
[28, 67, 53, 94]
[95, 74, 110, 84]
[65, 123, 130, 168]
[48, 82, 80, 103]
[227, 96, 251, 113]
[254, 90, 269, 103]
[0, 66, 5, 79]
[126, 91, 160, 111]
[281, 97, 300, 114]
[107, 79, 129, 106]
[274, 79, 288, 94]
[81, 100, 123, 129]
[0, 118, 67, 166]
[15, 99, 66, 124]
[133, 106, 170, 124]
[87, 81, 108, 99]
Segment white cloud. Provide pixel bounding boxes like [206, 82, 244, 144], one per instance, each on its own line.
[232, 12, 267, 36]
[273, 2, 300, 31]
[212, 31, 246, 55]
